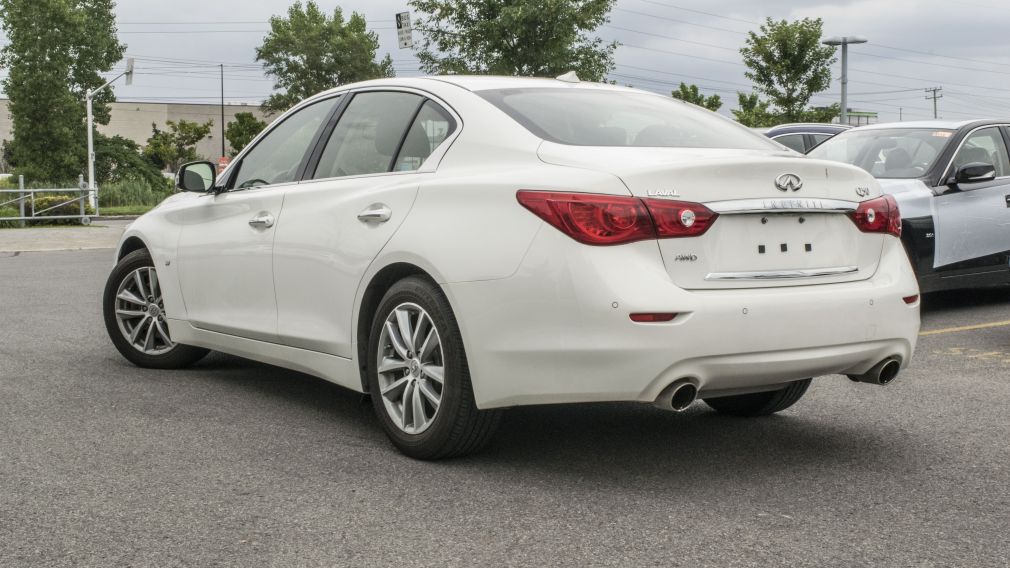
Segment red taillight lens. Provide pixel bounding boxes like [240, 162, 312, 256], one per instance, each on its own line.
[644, 198, 718, 238]
[516, 191, 717, 245]
[516, 191, 655, 245]
[850, 195, 901, 237]
[630, 312, 678, 322]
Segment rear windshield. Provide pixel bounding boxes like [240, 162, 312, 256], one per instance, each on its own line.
[477, 88, 779, 150]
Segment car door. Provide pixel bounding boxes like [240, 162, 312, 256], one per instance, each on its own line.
[933, 125, 1010, 270]
[175, 96, 342, 341]
[272, 90, 458, 357]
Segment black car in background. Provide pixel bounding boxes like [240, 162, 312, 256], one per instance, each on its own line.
[808, 119, 1010, 292]
[761, 123, 853, 153]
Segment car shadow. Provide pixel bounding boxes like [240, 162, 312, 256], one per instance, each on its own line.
[921, 285, 1010, 315]
[179, 353, 916, 488]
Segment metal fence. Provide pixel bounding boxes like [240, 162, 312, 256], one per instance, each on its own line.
[0, 175, 95, 227]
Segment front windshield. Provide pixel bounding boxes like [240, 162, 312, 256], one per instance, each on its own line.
[477, 88, 779, 150]
[807, 128, 954, 179]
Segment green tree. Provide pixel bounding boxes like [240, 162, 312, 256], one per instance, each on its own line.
[739, 18, 836, 123]
[225, 113, 268, 157]
[94, 134, 165, 187]
[410, 0, 618, 81]
[803, 104, 840, 124]
[0, 0, 125, 182]
[671, 83, 722, 111]
[732, 92, 778, 127]
[256, 1, 394, 113]
[143, 120, 214, 173]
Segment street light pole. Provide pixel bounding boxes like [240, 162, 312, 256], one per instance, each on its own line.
[86, 57, 134, 210]
[822, 36, 867, 126]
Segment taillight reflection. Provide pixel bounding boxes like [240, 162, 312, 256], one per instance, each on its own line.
[516, 191, 718, 246]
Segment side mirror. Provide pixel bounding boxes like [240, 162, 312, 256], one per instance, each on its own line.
[176, 161, 217, 192]
[953, 162, 996, 185]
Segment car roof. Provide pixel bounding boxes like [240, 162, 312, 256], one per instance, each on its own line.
[766, 123, 851, 136]
[855, 119, 1007, 131]
[310, 75, 655, 99]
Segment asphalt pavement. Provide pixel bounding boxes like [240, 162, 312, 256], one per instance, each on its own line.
[2, 248, 1009, 567]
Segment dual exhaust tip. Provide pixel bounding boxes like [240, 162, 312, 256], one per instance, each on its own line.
[654, 380, 699, 412]
[654, 357, 902, 412]
[847, 357, 902, 386]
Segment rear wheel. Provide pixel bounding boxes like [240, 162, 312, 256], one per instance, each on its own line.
[703, 379, 812, 417]
[103, 249, 208, 369]
[367, 276, 501, 459]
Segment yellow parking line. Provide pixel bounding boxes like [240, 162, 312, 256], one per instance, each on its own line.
[920, 319, 1010, 336]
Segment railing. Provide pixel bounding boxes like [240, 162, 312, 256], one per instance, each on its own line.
[0, 175, 95, 227]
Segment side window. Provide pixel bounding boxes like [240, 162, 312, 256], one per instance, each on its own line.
[953, 127, 1010, 177]
[392, 101, 456, 171]
[773, 134, 806, 153]
[231, 96, 340, 189]
[312, 92, 423, 180]
[811, 133, 832, 146]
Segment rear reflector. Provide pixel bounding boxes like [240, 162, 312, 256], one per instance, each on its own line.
[630, 312, 678, 322]
[902, 294, 919, 305]
[850, 195, 902, 237]
[516, 190, 718, 246]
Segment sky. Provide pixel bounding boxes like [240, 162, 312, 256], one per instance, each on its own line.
[5, 0, 1010, 123]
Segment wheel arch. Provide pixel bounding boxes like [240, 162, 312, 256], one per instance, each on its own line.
[356, 262, 442, 392]
[117, 235, 150, 261]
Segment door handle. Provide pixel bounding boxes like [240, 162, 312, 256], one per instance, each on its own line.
[357, 204, 392, 223]
[248, 213, 275, 229]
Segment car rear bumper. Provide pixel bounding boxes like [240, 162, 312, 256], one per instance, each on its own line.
[446, 228, 920, 409]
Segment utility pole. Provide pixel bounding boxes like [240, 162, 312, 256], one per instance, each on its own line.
[220, 64, 226, 158]
[822, 36, 868, 126]
[87, 57, 134, 210]
[925, 87, 943, 119]
[899, 107, 903, 121]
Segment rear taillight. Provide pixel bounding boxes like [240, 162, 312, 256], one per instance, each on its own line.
[850, 195, 901, 237]
[516, 191, 718, 246]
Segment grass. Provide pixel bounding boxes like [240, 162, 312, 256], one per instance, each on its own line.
[99, 204, 154, 216]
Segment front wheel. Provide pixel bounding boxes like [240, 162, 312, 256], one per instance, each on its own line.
[367, 276, 501, 459]
[703, 379, 812, 417]
[103, 249, 208, 369]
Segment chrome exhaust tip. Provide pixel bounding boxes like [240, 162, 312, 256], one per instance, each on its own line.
[653, 380, 699, 412]
[847, 357, 901, 386]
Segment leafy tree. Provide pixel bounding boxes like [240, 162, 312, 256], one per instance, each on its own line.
[94, 134, 165, 188]
[739, 18, 836, 123]
[143, 120, 214, 173]
[732, 92, 778, 127]
[803, 104, 840, 124]
[225, 113, 268, 157]
[410, 0, 618, 81]
[671, 83, 722, 112]
[256, 1, 394, 113]
[0, 0, 125, 182]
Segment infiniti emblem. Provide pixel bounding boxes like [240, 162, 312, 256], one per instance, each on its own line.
[774, 173, 803, 192]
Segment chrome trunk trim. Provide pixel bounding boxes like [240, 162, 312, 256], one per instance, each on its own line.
[707, 198, 858, 215]
[705, 266, 860, 281]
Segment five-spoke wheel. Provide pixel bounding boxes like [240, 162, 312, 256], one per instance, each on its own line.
[103, 249, 208, 369]
[376, 302, 445, 434]
[367, 276, 501, 459]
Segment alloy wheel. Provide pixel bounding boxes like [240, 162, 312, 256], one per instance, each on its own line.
[376, 302, 445, 434]
[114, 266, 175, 356]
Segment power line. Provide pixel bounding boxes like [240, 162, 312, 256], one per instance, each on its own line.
[631, 0, 760, 25]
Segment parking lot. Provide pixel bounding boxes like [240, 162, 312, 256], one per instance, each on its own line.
[2, 245, 1009, 567]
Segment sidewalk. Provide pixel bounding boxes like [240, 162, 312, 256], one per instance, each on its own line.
[0, 219, 132, 252]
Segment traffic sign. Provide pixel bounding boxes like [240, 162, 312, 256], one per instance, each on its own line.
[396, 12, 413, 49]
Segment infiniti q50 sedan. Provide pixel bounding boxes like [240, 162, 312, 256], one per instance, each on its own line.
[104, 76, 920, 459]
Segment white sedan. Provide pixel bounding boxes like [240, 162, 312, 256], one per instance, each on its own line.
[103, 76, 920, 459]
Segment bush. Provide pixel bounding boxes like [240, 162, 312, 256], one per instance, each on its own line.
[0, 206, 18, 228]
[98, 177, 174, 208]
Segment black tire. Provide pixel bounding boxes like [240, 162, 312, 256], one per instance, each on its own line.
[703, 378, 812, 417]
[367, 276, 501, 459]
[103, 249, 209, 369]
